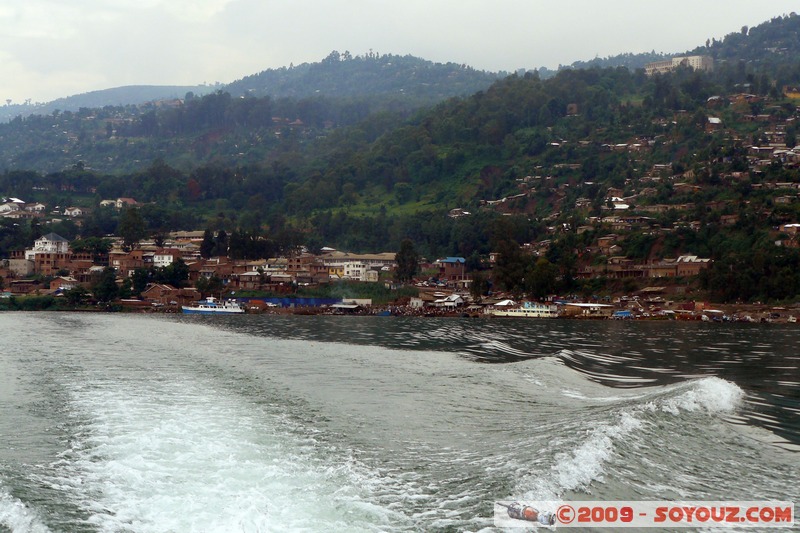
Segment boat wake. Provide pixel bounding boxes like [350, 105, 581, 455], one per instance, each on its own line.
[512, 372, 748, 503]
[34, 376, 405, 533]
[0, 485, 51, 533]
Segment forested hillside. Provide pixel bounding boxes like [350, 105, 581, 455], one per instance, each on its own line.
[225, 51, 500, 100]
[2, 14, 800, 303]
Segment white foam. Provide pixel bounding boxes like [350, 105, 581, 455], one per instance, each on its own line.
[519, 377, 745, 503]
[47, 378, 405, 532]
[654, 377, 745, 415]
[520, 411, 643, 502]
[0, 487, 52, 533]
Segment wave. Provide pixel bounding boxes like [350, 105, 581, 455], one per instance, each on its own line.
[39, 377, 407, 533]
[647, 376, 744, 415]
[0, 486, 51, 533]
[515, 376, 746, 502]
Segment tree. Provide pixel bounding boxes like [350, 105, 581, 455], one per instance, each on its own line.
[213, 229, 229, 257]
[493, 239, 526, 295]
[470, 271, 490, 302]
[525, 257, 558, 299]
[154, 258, 190, 287]
[117, 207, 146, 251]
[131, 267, 151, 297]
[69, 237, 113, 262]
[92, 267, 119, 303]
[394, 238, 419, 282]
[195, 275, 224, 297]
[29, 218, 43, 243]
[200, 228, 214, 259]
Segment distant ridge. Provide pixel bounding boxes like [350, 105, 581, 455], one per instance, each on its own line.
[0, 85, 218, 122]
[222, 52, 501, 100]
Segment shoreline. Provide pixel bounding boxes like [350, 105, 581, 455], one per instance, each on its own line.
[2, 299, 798, 324]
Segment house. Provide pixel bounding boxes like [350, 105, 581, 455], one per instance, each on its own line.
[597, 234, 619, 252]
[436, 257, 467, 281]
[25, 233, 70, 261]
[434, 294, 465, 308]
[321, 251, 397, 271]
[2, 210, 36, 220]
[0, 202, 20, 215]
[675, 255, 712, 276]
[646, 261, 677, 278]
[8, 279, 41, 295]
[49, 276, 80, 291]
[341, 261, 367, 281]
[32, 253, 73, 276]
[25, 203, 47, 213]
[779, 223, 800, 235]
[153, 248, 181, 268]
[115, 197, 138, 209]
[644, 55, 713, 76]
[63, 206, 84, 217]
[109, 249, 150, 277]
[706, 117, 723, 132]
[235, 271, 263, 290]
[141, 283, 200, 307]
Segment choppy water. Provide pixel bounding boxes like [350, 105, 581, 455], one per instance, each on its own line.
[0, 313, 798, 532]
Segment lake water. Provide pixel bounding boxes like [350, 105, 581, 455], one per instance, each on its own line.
[0, 313, 798, 532]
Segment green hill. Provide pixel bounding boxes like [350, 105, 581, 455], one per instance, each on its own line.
[1, 14, 800, 302]
[224, 51, 500, 101]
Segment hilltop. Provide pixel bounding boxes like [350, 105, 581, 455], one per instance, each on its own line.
[224, 51, 501, 100]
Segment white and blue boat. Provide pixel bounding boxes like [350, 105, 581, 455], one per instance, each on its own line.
[488, 301, 558, 318]
[181, 297, 245, 315]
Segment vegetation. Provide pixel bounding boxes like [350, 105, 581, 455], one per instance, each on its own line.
[2, 15, 800, 303]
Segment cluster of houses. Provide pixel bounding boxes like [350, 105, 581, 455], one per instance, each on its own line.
[443, 87, 800, 279]
[0, 231, 406, 302]
[0, 196, 138, 221]
[576, 254, 711, 280]
[0, 222, 493, 311]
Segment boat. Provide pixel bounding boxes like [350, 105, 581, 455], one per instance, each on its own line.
[488, 301, 558, 318]
[181, 297, 245, 315]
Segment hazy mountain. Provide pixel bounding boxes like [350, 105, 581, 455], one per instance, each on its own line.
[0, 85, 219, 123]
[223, 51, 501, 101]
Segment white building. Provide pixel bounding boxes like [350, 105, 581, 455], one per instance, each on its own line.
[321, 251, 396, 271]
[153, 249, 179, 268]
[25, 233, 70, 261]
[0, 202, 20, 215]
[342, 261, 368, 281]
[25, 203, 47, 213]
[645, 55, 713, 76]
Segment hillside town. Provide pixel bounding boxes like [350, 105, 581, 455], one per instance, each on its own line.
[0, 223, 797, 323]
[1, 82, 800, 320]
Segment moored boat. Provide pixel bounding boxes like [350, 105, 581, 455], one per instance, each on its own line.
[181, 297, 245, 315]
[488, 301, 558, 318]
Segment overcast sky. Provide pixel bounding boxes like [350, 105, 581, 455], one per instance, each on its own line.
[1, 1, 797, 104]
